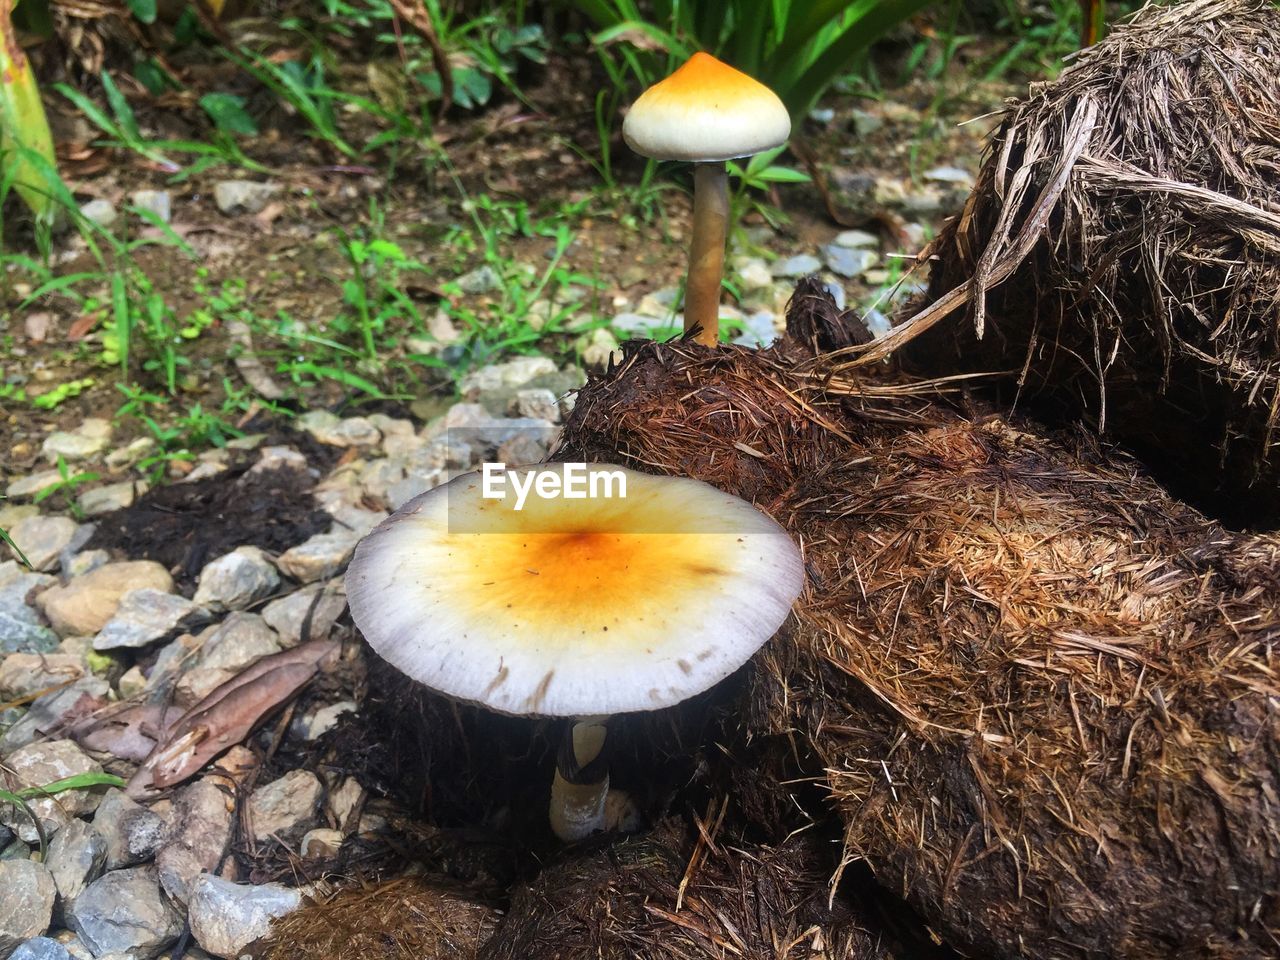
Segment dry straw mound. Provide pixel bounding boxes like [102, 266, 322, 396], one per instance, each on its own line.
[555, 292, 1280, 958]
[250, 877, 499, 960]
[485, 820, 891, 960]
[878, 0, 1280, 527]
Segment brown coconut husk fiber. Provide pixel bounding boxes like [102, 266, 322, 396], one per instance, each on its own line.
[250, 877, 499, 960]
[485, 818, 893, 960]
[549, 285, 1280, 959]
[871, 0, 1280, 528]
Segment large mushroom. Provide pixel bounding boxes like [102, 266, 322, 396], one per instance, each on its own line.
[345, 462, 804, 841]
[623, 53, 792, 346]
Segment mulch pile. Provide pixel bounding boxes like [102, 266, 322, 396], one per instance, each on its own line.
[880, 0, 1280, 528]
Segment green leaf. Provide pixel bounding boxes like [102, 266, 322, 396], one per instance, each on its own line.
[100, 71, 141, 141]
[200, 92, 258, 136]
[125, 0, 156, 24]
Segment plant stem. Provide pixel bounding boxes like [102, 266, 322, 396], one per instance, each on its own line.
[549, 716, 610, 841]
[685, 162, 728, 347]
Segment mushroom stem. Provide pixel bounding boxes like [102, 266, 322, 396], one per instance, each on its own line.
[549, 717, 611, 841]
[685, 162, 729, 347]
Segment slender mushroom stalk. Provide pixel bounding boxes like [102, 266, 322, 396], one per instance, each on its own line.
[344, 464, 805, 843]
[623, 53, 791, 348]
[686, 164, 730, 345]
[549, 717, 610, 841]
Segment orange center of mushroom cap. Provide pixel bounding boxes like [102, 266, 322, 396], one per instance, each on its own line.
[345, 465, 806, 717]
[645, 52, 772, 108]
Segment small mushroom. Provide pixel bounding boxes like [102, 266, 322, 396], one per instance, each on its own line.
[345, 463, 804, 841]
[623, 53, 792, 347]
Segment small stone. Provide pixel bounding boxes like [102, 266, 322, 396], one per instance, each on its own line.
[93, 589, 207, 651]
[155, 779, 234, 905]
[0, 860, 57, 957]
[386, 472, 445, 511]
[61, 549, 109, 580]
[250, 446, 308, 474]
[77, 481, 146, 517]
[187, 875, 302, 960]
[260, 585, 346, 647]
[849, 108, 883, 135]
[0, 654, 85, 699]
[300, 828, 343, 859]
[459, 356, 557, 396]
[117, 664, 147, 698]
[0, 615, 59, 657]
[300, 700, 356, 740]
[0, 505, 39, 530]
[326, 777, 363, 830]
[923, 165, 974, 187]
[327, 505, 386, 540]
[129, 190, 171, 223]
[496, 432, 548, 466]
[8, 516, 78, 573]
[41, 420, 112, 463]
[513, 388, 559, 423]
[67, 865, 183, 959]
[580, 328, 620, 369]
[454, 264, 501, 295]
[732, 257, 773, 292]
[900, 187, 944, 216]
[174, 666, 234, 707]
[296, 412, 381, 448]
[199, 613, 281, 671]
[808, 106, 835, 124]
[366, 414, 413, 441]
[93, 789, 166, 869]
[247, 771, 322, 841]
[901, 222, 928, 252]
[0, 678, 109, 754]
[732, 310, 781, 348]
[358, 458, 405, 505]
[823, 281, 847, 312]
[38, 562, 174, 638]
[192, 547, 280, 613]
[104, 437, 157, 470]
[770, 254, 822, 279]
[10, 936, 75, 960]
[275, 531, 360, 584]
[4, 472, 63, 501]
[821, 244, 878, 279]
[45, 819, 107, 907]
[225, 434, 266, 451]
[0, 741, 104, 842]
[833, 229, 879, 249]
[610, 312, 665, 337]
[79, 200, 118, 229]
[213, 179, 280, 216]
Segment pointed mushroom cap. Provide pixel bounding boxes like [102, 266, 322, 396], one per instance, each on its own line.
[345, 464, 804, 717]
[622, 52, 791, 162]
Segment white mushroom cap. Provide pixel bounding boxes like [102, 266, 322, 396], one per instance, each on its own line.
[345, 464, 804, 717]
[622, 52, 791, 163]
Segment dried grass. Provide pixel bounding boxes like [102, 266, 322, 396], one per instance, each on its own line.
[871, 0, 1280, 527]
[552, 282, 1280, 958]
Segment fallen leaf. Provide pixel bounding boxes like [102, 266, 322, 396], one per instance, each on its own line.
[126, 639, 339, 797]
[67, 312, 102, 341]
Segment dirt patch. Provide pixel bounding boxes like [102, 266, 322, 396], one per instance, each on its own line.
[86, 461, 332, 591]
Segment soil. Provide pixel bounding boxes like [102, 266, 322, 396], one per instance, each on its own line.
[85, 459, 332, 591]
